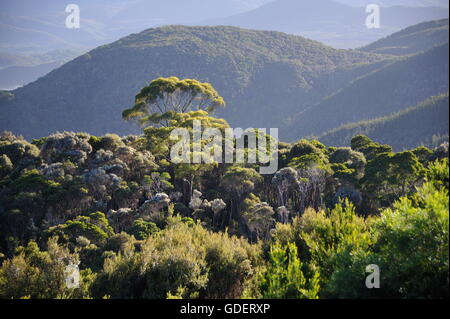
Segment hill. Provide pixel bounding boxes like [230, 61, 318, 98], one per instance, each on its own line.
[319, 93, 449, 150]
[203, 0, 449, 48]
[361, 18, 449, 55]
[0, 25, 389, 139]
[288, 41, 449, 140]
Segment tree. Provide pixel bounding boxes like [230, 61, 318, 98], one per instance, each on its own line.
[0, 154, 13, 178]
[371, 182, 449, 298]
[220, 166, 263, 228]
[258, 242, 320, 299]
[297, 167, 328, 214]
[44, 212, 114, 248]
[327, 182, 449, 298]
[329, 147, 366, 183]
[272, 167, 299, 208]
[0, 237, 92, 299]
[122, 77, 225, 127]
[299, 200, 374, 287]
[362, 151, 424, 208]
[351, 135, 392, 161]
[242, 195, 275, 241]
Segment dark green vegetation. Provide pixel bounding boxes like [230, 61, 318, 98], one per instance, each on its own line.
[290, 40, 448, 143]
[0, 25, 389, 139]
[0, 87, 448, 297]
[361, 19, 449, 56]
[320, 93, 449, 151]
[1, 21, 448, 151]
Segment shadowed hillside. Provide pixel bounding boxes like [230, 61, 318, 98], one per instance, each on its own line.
[289, 42, 449, 139]
[0, 25, 388, 139]
[361, 18, 449, 55]
[319, 93, 449, 150]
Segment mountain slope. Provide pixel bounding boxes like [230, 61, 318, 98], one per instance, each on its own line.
[319, 93, 449, 150]
[203, 0, 449, 48]
[0, 25, 389, 139]
[288, 41, 449, 140]
[361, 18, 449, 55]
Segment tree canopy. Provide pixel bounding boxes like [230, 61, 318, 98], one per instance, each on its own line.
[122, 77, 225, 127]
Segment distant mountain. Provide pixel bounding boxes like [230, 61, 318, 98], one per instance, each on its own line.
[336, 0, 449, 8]
[0, 0, 271, 54]
[0, 25, 389, 139]
[0, 61, 62, 90]
[1, 0, 448, 53]
[0, 49, 81, 69]
[112, 0, 273, 25]
[0, 0, 273, 90]
[0, 49, 84, 90]
[319, 93, 449, 150]
[288, 42, 449, 139]
[0, 23, 448, 150]
[203, 0, 449, 48]
[361, 18, 449, 55]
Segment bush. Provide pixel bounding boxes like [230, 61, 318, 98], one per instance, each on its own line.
[92, 216, 261, 299]
[257, 242, 320, 299]
[327, 182, 449, 298]
[0, 237, 93, 299]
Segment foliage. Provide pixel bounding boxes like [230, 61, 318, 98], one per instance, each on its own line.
[123, 77, 225, 128]
[327, 182, 449, 298]
[320, 94, 449, 151]
[92, 216, 260, 299]
[0, 81, 447, 299]
[0, 237, 93, 299]
[258, 242, 320, 299]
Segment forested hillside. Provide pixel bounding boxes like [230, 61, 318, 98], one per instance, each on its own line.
[0, 22, 448, 155]
[319, 93, 449, 150]
[361, 18, 449, 55]
[0, 25, 389, 139]
[0, 0, 448, 303]
[289, 42, 449, 139]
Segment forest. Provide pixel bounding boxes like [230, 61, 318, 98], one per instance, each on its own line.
[2, 22, 448, 147]
[0, 77, 448, 299]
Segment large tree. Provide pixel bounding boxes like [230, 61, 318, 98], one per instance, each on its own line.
[122, 77, 225, 127]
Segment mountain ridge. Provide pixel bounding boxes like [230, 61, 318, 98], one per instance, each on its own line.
[319, 93, 449, 150]
[288, 41, 449, 140]
[0, 25, 389, 139]
[200, 0, 449, 48]
[361, 18, 449, 55]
